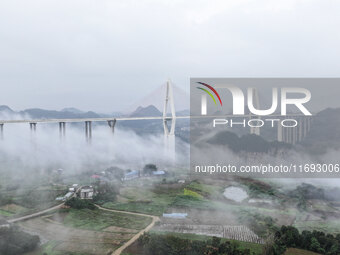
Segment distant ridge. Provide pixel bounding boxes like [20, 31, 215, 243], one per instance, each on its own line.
[0, 106, 101, 119]
[130, 105, 162, 117]
[0, 105, 14, 113]
[61, 107, 84, 114]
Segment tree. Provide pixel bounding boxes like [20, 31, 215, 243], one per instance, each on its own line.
[93, 182, 119, 203]
[65, 197, 96, 210]
[143, 164, 157, 175]
[310, 237, 323, 253]
[105, 166, 125, 181]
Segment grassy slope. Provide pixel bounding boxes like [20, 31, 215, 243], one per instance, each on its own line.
[62, 208, 152, 231]
[285, 248, 320, 255]
[294, 220, 340, 235]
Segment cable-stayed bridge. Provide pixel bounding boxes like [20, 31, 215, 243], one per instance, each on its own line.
[0, 81, 312, 145]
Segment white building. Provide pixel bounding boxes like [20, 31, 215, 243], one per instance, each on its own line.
[79, 186, 94, 199]
[152, 170, 165, 176]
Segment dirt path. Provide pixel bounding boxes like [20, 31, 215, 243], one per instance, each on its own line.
[8, 203, 64, 223]
[9, 186, 84, 224]
[9, 198, 159, 255]
[95, 204, 160, 255]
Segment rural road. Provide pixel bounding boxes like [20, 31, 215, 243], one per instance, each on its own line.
[95, 204, 160, 255]
[8, 203, 64, 223]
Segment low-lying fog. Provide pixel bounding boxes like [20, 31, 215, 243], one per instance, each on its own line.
[0, 113, 188, 178]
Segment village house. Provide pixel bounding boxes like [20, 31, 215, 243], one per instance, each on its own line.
[78, 186, 94, 199]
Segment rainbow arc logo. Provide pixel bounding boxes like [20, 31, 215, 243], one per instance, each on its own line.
[196, 82, 222, 106]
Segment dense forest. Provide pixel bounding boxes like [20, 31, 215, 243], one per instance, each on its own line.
[137, 226, 340, 255]
[265, 225, 340, 255]
[138, 233, 254, 255]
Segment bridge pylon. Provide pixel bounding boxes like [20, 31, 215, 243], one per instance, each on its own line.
[163, 79, 176, 161]
[249, 88, 261, 136]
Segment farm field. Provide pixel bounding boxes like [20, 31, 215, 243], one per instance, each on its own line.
[0, 203, 29, 216]
[101, 183, 181, 216]
[101, 178, 299, 242]
[19, 208, 152, 255]
[53, 208, 152, 231]
[126, 231, 264, 255]
[0, 182, 67, 219]
[285, 248, 320, 255]
[294, 219, 340, 235]
[154, 224, 263, 243]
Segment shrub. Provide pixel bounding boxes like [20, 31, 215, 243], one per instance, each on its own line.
[183, 189, 203, 199]
[65, 197, 96, 210]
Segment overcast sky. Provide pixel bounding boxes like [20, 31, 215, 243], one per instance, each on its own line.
[0, 0, 340, 113]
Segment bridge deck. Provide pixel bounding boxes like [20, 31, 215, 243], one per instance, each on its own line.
[0, 114, 308, 124]
[0, 116, 185, 124]
[0, 114, 311, 124]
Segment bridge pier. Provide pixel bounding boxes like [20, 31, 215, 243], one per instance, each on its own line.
[85, 121, 92, 144]
[278, 116, 313, 144]
[298, 117, 303, 142]
[250, 118, 261, 136]
[288, 127, 293, 144]
[0, 124, 3, 140]
[30, 123, 37, 133]
[292, 127, 297, 144]
[107, 119, 116, 134]
[59, 122, 66, 140]
[277, 123, 283, 142]
[249, 89, 261, 136]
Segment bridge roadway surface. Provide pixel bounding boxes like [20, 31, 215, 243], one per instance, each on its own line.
[0, 114, 306, 124]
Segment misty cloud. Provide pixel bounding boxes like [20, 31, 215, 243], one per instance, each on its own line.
[0, 113, 188, 177]
[0, 0, 340, 112]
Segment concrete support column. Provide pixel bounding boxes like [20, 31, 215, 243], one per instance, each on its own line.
[283, 127, 287, 143]
[298, 117, 303, 142]
[30, 123, 37, 133]
[59, 122, 66, 140]
[292, 127, 297, 144]
[277, 122, 283, 142]
[107, 119, 116, 134]
[29, 123, 37, 149]
[287, 128, 291, 144]
[307, 117, 311, 132]
[85, 121, 92, 144]
[290, 128, 294, 144]
[249, 117, 261, 136]
[0, 123, 3, 140]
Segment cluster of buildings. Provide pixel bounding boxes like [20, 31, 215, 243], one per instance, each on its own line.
[90, 168, 167, 182]
[122, 169, 166, 181]
[54, 166, 167, 202]
[56, 184, 94, 201]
